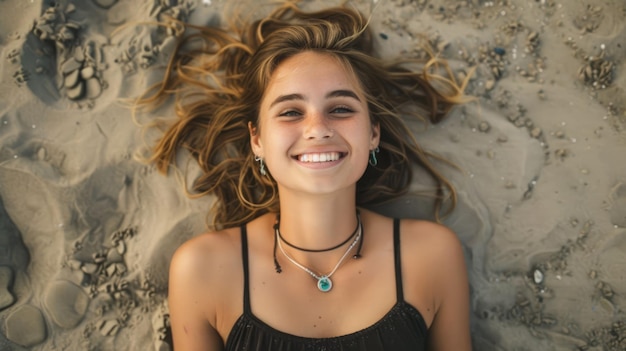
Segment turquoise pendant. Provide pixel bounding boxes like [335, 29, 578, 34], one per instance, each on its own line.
[317, 276, 332, 292]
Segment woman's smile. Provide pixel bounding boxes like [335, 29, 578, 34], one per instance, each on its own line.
[293, 151, 348, 170]
[297, 151, 343, 163]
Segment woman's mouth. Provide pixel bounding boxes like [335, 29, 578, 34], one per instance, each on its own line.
[297, 152, 343, 163]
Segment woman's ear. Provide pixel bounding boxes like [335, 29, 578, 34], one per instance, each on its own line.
[370, 122, 381, 150]
[249, 121, 263, 156]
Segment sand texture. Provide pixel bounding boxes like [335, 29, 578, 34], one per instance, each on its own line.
[0, 0, 625, 350]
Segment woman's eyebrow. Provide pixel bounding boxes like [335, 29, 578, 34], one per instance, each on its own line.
[269, 89, 361, 109]
[326, 89, 361, 102]
[269, 93, 304, 108]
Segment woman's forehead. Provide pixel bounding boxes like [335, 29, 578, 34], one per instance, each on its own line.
[262, 51, 365, 102]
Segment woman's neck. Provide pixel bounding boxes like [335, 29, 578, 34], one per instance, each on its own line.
[276, 189, 359, 258]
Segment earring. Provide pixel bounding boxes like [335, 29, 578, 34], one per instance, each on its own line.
[369, 147, 379, 167]
[254, 155, 267, 176]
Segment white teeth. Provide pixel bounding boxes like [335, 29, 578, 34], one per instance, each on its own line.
[299, 152, 340, 163]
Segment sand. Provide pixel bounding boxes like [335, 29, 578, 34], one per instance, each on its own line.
[0, 0, 624, 350]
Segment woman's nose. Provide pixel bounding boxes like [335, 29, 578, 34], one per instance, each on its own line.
[303, 111, 333, 139]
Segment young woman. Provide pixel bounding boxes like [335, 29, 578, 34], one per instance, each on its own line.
[140, 2, 471, 350]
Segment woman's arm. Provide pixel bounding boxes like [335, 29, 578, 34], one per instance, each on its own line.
[425, 224, 472, 351]
[168, 237, 225, 351]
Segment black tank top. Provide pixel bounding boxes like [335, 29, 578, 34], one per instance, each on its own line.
[225, 218, 428, 351]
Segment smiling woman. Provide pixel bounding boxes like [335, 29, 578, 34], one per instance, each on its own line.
[252, 52, 377, 197]
[135, 1, 472, 350]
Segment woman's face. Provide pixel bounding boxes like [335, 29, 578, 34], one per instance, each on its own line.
[251, 51, 379, 197]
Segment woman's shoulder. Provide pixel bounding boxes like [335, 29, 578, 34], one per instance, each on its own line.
[401, 218, 460, 247]
[399, 219, 470, 347]
[168, 226, 247, 343]
[169, 226, 243, 283]
[363, 210, 464, 265]
[183, 226, 242, 253]
[395, 218, 466, 280]
[400, 218, 467, 292]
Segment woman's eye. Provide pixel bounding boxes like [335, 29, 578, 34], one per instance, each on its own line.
[279, 110, 301, 117]
[330, 106, 354, 114]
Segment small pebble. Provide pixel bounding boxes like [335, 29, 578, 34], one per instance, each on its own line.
[537, 89, 546, 100]
[530, 127, 542, 138]
[106, 248, 123, 263]
[81, 66, 95, 80]
[599, 297, 614, 313]
[64, 70, 80, 88]
[478, 121, 491, 132]
[589, 270, 597, 279]
[555, 149, 567, 158]
[494, 47, 506, 56]
[485, 79, 495, 91]
[116, 241, 126, 255]
[61, 58, 81, 75]
[37, 147, 46, 160]
[533, 269, 544, 284]
[81, 263, 98, 275]
[86, 78, 102, 99]
[74, 48, 85, 62]
[67, 81, 85, 100]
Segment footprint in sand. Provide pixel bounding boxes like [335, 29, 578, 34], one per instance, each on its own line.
[43, 280, 89, 329]
[21, 3, 113, 109]
[0, 197, 38, 346]
[4, 304, 47, 347]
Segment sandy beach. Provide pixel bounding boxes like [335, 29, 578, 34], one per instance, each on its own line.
[0, 0, 625, 350]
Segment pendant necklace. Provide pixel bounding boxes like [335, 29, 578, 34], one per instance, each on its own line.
[275, 217, 362, 292]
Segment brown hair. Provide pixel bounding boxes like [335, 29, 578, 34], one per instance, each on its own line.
[135, 2, 469, 229]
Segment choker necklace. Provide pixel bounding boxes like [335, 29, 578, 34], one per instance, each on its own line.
[276, 218, 361, 292]
[274, 211, 361, 253]
[273, 211, 364, 276]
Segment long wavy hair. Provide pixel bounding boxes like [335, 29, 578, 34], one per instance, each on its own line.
[135, 1, 470, 229]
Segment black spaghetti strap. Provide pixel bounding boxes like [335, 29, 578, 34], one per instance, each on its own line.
[393, 218, 404, 302]
[240, 225, 251, 314]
